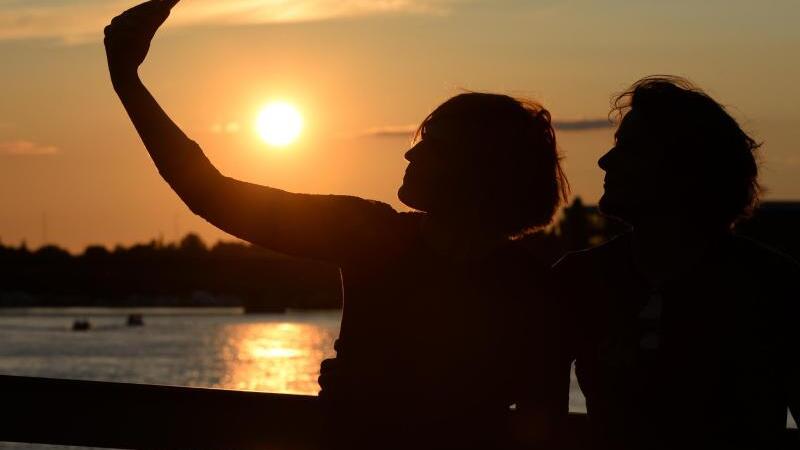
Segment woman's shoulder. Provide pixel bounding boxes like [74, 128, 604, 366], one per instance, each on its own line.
[316, 199, 425, 266]
[396, 210, 427, 228]
[484, 240, 553, 290]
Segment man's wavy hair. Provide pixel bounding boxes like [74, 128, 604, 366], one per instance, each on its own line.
[415, 92, 569, 236]
[612, 76, 761, 227]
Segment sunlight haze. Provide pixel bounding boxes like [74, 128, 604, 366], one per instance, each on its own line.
[1, 0, 799, 251]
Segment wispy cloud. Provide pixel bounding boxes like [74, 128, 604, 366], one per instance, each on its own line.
[555, 118, 613, 131]
[356, 118, 613, 139]
[0, 140, 59, 156]
[0, 0, 462, 44]
[357, 124, 419, 138]
[210, 122, 242, 134]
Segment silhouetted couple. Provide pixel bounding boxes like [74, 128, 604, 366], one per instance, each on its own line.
[105, 1, 798, 449]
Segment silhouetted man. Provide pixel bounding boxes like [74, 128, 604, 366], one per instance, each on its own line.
[553, 76, 799, 450]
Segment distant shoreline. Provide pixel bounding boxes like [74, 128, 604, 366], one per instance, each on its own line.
[0, 306, 343, 317]
[0, 307, 247, 317]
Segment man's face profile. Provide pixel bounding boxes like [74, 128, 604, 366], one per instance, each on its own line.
[598, 110, 669, 224]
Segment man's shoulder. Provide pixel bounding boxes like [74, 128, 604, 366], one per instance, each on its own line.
[553, 232, 631, 272]
[726, 234, 800, 277]
[723, 235, 800, 325]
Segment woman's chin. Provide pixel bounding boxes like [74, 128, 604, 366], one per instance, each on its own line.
[398, 186, 431, 212]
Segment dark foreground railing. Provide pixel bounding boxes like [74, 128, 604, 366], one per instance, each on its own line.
[1, 375, 797, 449]
[1, 375, 324, 450]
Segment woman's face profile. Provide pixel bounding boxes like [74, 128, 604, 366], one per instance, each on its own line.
[398, 120, 474, 214]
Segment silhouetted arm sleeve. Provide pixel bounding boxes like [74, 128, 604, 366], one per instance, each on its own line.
[162, 141, 404, 263]
[112, 76, 409, 265]
[549, 253, 581, 394]
[789, 349, 800, 427]
[508, 257, 576, 447]
[511, 304, 572, 448]
[785, 270, 800, 425]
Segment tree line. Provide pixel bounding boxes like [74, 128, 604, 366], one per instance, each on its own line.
[1, 200, 797, 311]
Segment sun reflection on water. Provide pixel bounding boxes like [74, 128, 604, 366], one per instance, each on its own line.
[218, 321, 337, 395]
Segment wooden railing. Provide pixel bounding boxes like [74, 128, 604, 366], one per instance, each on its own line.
[1, 375, 797, 449]
[1, 375, 323, 450]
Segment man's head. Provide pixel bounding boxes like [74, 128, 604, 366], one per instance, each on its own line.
[598, 76, 761, 229]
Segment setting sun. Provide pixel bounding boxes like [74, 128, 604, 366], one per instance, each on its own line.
[255, 102, 304, 147]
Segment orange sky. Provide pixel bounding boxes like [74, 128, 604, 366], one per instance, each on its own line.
[1, 0, 799, 252]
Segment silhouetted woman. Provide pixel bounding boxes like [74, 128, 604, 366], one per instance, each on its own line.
[104, 1, 568, 448]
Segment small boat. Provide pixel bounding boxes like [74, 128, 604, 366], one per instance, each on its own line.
[126, 314, 145, 327]
[72, 320, 91, 331]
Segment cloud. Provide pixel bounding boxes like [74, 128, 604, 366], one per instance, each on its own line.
[555, 118, 613, 131]
[0, 0, 462, 44]
[175, 0, 456, 24]
[210, 122, 242, 134]
[0, 140, 59, 156]
[357, 124, 419, 138]
[356, 118, 613, 139]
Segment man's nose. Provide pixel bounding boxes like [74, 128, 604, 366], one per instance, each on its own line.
[405, 141, 423, 162]
[598, 147, 616, 171]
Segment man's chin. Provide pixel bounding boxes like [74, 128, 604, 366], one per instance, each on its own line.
[598, 195, 633, 224]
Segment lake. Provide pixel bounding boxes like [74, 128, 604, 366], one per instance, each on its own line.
[0, 308, 586, 405]
[0, 308, 340, 395]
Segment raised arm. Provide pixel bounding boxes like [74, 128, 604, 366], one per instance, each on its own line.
[104, 0, 411, 264]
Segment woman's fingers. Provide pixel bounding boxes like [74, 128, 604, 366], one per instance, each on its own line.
[109, 0, 175, 29]
[161, 0, 180, 10]
[104, 0, 179, 74]
[106, 5, 174, 39]
[121, 0, 167, 17]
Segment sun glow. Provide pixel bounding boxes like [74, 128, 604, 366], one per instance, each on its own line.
[255, 102, 304, 147]
[219, 322, 336, 394]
